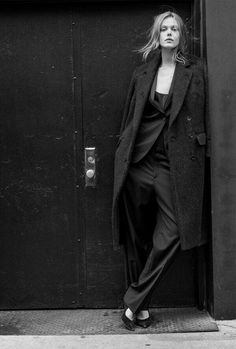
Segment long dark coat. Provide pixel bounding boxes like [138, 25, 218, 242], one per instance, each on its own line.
[112, 51, 210, 251]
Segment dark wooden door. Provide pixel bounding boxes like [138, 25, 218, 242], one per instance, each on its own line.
[0, 1, 200, 309]
[0, 5, 83, 309]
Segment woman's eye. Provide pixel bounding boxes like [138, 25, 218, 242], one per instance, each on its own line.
[160, 26, 178, 32]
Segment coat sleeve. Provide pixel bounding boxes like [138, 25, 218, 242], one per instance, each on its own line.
[118, 69, 137, 136]
[203, 60, 211, 157]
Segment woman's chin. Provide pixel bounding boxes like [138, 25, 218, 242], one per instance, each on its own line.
[160, 45, 178, 51]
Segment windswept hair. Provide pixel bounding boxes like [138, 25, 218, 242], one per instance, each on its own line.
[139, 11, 188, 64]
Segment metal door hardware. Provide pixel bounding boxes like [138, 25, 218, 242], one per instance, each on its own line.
[84, 147, 96, 187]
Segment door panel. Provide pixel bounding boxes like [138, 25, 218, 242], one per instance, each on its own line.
[0, 6, 82, 309]
[76, 2, 196, 307]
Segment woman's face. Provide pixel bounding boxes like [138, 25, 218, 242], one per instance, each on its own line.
[159, 16, 180, 50]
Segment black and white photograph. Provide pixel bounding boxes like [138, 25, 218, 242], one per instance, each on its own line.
[0, 0, 235, 348]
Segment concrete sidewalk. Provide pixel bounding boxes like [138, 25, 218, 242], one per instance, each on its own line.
[0, 320, 236, 349]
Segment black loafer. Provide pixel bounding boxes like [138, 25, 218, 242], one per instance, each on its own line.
[121, 311, 136, 331]
[135, 316, 152, 328]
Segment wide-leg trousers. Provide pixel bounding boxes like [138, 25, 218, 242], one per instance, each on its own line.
[122, 151, 181, 314]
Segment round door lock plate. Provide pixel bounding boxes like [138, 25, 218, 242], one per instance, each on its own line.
[86, 169, 95, 178]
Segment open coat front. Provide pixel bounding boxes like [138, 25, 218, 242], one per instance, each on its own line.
[112, 51, 210, 251]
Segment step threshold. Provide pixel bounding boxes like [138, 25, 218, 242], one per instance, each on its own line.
[0, 307, 218, 335]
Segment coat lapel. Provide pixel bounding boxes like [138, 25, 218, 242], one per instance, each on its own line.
[133, 53, 161, 127]
[169, 61, 193, 128]
[134, 53, 193, 129]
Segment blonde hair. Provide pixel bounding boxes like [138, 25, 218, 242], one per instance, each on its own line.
[139, 11, 188, 63]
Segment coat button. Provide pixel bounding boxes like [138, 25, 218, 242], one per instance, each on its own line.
[191, 155, 196, 161]
[170, 136, 176, 142]
[188, 134, 194, 139]
[187, 116, 192, 121]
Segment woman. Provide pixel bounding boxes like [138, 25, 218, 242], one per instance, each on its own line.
[112, 11, 210, 330]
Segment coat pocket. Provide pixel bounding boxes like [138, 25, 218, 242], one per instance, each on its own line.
[196, 132, 206, 145]
[116, 121, 133, 149]
[116, 135, 123, 149]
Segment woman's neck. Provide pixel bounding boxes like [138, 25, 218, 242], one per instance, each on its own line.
[160, 48, 177, 68]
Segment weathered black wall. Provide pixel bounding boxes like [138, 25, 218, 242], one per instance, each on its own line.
[205, 0, 236, 319]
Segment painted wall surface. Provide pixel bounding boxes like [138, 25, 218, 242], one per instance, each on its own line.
[205, 0, 236, 319]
